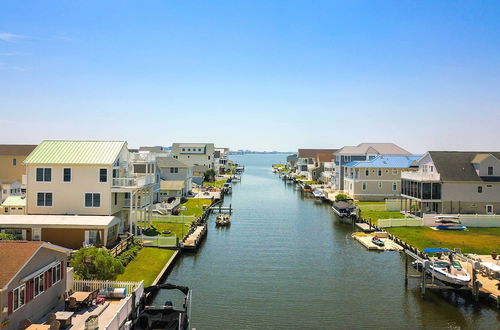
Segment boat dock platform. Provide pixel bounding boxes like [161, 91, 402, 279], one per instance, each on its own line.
[352, 232, 403, 251]
[355, 222, 376, 233]
[208, 204, 233, 214]
[182, 224, 207, 250]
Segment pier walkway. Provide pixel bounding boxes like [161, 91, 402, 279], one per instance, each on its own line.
[182, 225, 207, 250]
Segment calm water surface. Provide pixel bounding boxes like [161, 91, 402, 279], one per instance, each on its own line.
[156, 154, 499, 330]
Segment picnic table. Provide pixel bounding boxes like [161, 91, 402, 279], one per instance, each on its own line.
[25, 325, 50, 330]
[55, 311, 74, 328]
[70, 291, 92, 304]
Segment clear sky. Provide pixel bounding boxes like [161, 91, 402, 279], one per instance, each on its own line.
[1, 1, 499, 153]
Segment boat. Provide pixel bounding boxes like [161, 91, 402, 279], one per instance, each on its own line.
[435, 215, 461, 224]
[132, 283, 192, 330]
[231, 175, 241, 183]
[332, 199, 357, 218]
[436, 224, 467, 231]
[303, 184, 313, 193]
[222, 182, 232, 194]
[412, 249, 471, 288]
[215, 213, 231, 226]
[372, 235, 385, 247]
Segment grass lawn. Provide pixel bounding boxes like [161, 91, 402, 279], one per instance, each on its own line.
[145, 221, 191, 238]
[387, 227, 500, 255]
[272, 164, 286, 169]
[357, 201, 405, 225]
[179, 198, 212, 218]
[116, 247, 176, 286]
[202, 180, 227, 188]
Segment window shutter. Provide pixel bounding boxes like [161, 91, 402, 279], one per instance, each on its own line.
[61, 261, 65, 279]
[8, 291, 13, 314]
[45, 271, 50, 289]
[29, 280, 35, 301]
[25, 281, 30, 303]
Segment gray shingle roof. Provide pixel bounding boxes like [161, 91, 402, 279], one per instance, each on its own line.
[429, 151, 500, 182]
[156, 157, 189, 168]
[335, 143, 411, 155]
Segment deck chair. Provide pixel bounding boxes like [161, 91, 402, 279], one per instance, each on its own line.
[48, 320, 60, 330]
[66, 297, 78, 311]
[47, 313, 57, 323]
[18, 319, 32, 329]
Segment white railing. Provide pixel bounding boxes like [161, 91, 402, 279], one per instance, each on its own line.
[139, 234, 178, 247]
[123, 195, 153, 208]
[72, 279, 143, 297]
[401, 170, 440, 181]
[103, 295, 133, 330]
[112, 174, 155, 188]
[129, 152, 157, 163]
[378, 218, 424, 228]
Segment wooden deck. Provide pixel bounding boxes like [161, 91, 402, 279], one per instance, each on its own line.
[182, 225, 207, 249]
[355, 222, 375, 233]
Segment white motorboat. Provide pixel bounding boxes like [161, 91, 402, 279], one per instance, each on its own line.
[413, 250, 471, 287]
[215, 213, 231, 226]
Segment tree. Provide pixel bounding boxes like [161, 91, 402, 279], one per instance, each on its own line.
[70, 247, 124, 280]
[0, 233, 16, 240]
[335, 193, 350, 202]
[204, 169, 216, 182]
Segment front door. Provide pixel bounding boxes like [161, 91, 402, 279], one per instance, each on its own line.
[486, 205, 494, 215]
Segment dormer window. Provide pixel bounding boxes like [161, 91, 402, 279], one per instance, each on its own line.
[488, 166, 493, 175]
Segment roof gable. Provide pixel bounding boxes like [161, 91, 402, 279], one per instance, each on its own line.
[336, 143, 411, 155]
[429, 151, 500, 182]
[0, 241, 43, 288]
[24, 140, 127, 165]
[298, 149, 338, 159]
[156, 157, 189, 168]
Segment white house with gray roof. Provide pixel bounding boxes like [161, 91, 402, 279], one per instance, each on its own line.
[401, 151, 500, 217]
[156, 157, 193, 200]
[170, 143, 215, 169]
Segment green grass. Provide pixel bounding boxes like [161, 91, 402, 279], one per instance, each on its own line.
[179, 198, 212, 218]
[387, 227, 500, 255]
[202, 180, 227, 188]
[357, 201, 405, 225]
[116, 247, 175, 286]
[272, 164, 286, 169]
[145, 221, 191, 238]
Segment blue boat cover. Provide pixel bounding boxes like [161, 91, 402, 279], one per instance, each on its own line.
[423, 248, 453, 253]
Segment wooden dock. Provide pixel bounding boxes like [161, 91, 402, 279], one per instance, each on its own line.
[352, 232, 403, 251]
[355, 222, 375, 233]
[182, 224, 207, 250]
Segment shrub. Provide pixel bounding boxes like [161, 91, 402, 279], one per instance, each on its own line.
[70, 247, 124, 280]
[335, 193, 350, 202]
[0, 233, 16, 240]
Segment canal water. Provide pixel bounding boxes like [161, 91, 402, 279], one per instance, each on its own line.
[156, 154, 499, 329]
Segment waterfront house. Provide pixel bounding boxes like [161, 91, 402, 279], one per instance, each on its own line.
[170, 143, 215, 169]
[333, 143, 412, 191]
[156, 157, 193, 200]
[343, 155, 420, 201]
[21, 140, 157, 243]
[401, 151, 500, 217]
[192, 165, 209, 185]
[0, 145, 37, 203]
[214, 147, 229, 174]
[296, 149, 338, 181]
[1, 196, 26, 215]
[0, 240, 70, 330]
[286, 154, 298, 171]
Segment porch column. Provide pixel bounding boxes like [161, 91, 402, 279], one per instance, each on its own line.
[149, 188, 153, 227]
[129, 191, 134, 233]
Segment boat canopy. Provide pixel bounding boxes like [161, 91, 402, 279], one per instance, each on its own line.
[423, 248, 453, 253]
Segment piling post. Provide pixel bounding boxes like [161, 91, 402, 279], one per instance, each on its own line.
[421, 260, 429, 297]
[404, 252, 408, 287]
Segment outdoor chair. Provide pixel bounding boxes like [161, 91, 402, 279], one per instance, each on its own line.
[66, 297, 78, 311]
[47, 313, 57, 323]
[90, 289, 99, 305]
[18, 319, 32, 329]
[48, 320, 61, 330]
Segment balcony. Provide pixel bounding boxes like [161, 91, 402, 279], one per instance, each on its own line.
[129, 152, 157, 163]
[112, 174, 156, 189]
[401, 170, 440, 182]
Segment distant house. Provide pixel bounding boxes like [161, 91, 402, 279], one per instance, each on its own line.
[1, 195, 27, 215]
[401, 151, 500, 217]
[192, 165, 209, 185]
[0, 241, 70, 330]
[156, 157, 193, 200]
[333, 143, 411, 191]
[343, 155, 420, 201]
[0, 145, 37, 203]
[170, 143, 215, 169]
[214, 147, 229, 174]
[296, 149, 338, 181]
[286, 154, 298, 171]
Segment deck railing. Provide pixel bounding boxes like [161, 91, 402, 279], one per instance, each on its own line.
[72, 279, 143, 297]
[112, 174, 155, 188]
[108, 234, 134, 257]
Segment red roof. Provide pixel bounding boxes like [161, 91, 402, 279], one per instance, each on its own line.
[0, 241, 43, 288]
[298, 149, 338, 159]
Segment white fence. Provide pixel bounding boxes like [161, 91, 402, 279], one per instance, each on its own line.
[422, 214, 500, 227]
[103, 295, 133, 330]
[378, 218, 424, 228]
[152, 215, 195, 223]
[72, 279, 143, 297]
[139, 234, 178, 247]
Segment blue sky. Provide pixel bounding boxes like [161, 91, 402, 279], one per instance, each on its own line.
[1, 1, 499, 152]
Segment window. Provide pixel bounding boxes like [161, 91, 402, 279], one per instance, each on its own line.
[52, 264, 61, 284]
[362, 182, 367, 191]
[488, 166, 493, 175]
[85, 193, 101, 207]
[3, 208, 7, 213]
[477, 186, 482, 193]
[86, 230, 99, 245]
[486, 205, 494, 214]
[198, 148, 201, 152]
[2, 229, 25, 239]
[392, 169, 398, 175]
[99, 169, 108, 182]
[378, 169, 382, 176]
[37, 192, 53, 207]
[365, 170, 369, 176]
[34, 273, 44, 297]
[114, 192, 117, 205]
[392, 183, 397, 191]
[12, 158, 17, 166]
[63, 168, 71, 182]
[13, 284, 25, 311]
[170, 167, 178, 174]
[173, 155, 178, 159]
[182, 148, 185, 151]
[378, 182, 383, 189]
[36, 168, 52, 182]
[430, 166, 434, 172]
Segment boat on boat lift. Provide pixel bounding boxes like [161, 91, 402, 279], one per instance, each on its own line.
[215, 213, 231, 226]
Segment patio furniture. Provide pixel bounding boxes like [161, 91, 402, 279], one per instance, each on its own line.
[69, 291, 92, 305]
[90, 289, 99, 305]
[66, 297, 78, 311]
[48, 320, 60, 330]
[25, 324, 50, 330]
[19, 319, 32, 329]
[54, 312, 74, 329]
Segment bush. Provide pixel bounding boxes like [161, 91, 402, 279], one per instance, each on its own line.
[0, 233, 16, 240]
[117, 245, 141, 266]
[335, 193, 350, 202]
